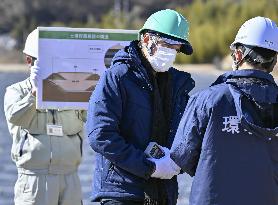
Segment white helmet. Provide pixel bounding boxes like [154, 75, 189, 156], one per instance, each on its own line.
[23, 28, 38, 58]
[230, 16, 278, 52]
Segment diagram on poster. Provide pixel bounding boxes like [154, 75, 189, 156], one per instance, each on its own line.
[36, 27, 137, 109]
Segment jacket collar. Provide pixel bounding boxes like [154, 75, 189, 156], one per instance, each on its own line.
[211, 69, 276, 87]
[169, 68, 194, 95]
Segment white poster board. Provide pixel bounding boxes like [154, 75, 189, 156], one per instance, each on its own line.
[37, 27, 137, 110]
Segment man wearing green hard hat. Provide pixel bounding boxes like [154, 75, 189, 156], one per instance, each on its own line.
[139, 8, 193, 58]
[86, 9, 195, 205]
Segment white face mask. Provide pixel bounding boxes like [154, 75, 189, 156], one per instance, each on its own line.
[147, 45, 177, 72]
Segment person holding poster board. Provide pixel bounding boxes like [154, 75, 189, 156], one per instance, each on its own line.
[4, 29, 86, 205]
[86, 9, 194, 205]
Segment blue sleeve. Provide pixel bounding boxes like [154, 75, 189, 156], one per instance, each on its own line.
[86, 69, 153, 179]
[170, 94, 209, 176]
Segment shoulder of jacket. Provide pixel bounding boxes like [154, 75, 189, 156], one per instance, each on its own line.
[170, 67, 192, 78]
[106, 62, 131, 80]
[170, 68, 195, 87]
[193, 83, 231, 104]
[6, 78, 31, 91]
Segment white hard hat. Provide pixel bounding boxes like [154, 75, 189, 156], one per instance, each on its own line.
[230, 16, 278, 52]
[23, 28, 38, 58]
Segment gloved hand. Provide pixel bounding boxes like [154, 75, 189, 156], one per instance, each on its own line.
[148, 147, 181, 179]
[30, 60, 40, 93]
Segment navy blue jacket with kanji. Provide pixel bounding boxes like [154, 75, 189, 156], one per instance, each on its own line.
[171, 69, 278, 205]
[86, 41, 195, 204]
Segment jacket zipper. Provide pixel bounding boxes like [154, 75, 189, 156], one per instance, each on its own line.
[19, 132, 28, 157]
[48, 110, 55, 169]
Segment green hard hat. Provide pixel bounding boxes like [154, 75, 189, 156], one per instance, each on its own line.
[139, 9, 193, 55]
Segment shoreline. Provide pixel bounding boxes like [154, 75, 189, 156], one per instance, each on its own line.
[0, 63, 277, 78]
[0, 63, 220, 73]
[0, 64, 28, 72]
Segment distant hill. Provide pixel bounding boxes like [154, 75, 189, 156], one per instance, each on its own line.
[0, 0, 193, 32]
[0, 0, 193, 46]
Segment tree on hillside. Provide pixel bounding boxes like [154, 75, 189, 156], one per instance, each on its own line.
[176, 0, 278, 63]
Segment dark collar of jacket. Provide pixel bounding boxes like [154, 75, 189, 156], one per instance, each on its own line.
[211, 69, 276, 87]
[132, 41, 195, 95]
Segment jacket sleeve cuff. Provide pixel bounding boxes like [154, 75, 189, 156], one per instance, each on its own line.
[170, 148, 196, 177]
[143, 158, 156, 179]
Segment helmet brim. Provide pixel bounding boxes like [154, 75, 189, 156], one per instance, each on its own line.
[142, 29, 193, 55]
[180, 42, 193, 55]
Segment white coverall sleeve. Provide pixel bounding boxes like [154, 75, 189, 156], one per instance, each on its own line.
[4, 86, 37, 128]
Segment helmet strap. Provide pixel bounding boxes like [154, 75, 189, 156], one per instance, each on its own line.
[242, 45, 276, 72]
[246, 49, 275, 64]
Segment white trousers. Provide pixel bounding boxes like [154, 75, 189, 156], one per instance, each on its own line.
[14, 171, 82, 205]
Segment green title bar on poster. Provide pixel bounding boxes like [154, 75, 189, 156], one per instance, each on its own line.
[39, 31, 138, 41]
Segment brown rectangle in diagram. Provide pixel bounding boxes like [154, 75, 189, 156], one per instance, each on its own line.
[43, 72, 99, 102]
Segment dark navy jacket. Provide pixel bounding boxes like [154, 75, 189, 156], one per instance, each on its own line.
[171, 69, 278, 205]
[86, 41, 195, 204]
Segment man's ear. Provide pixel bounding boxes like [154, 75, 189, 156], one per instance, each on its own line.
[26, 55, 33, 65]
[142, 33, 150, 44]
[234, 49, 243, 62]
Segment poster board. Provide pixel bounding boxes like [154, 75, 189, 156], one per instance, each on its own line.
[36, 27, 137, 110]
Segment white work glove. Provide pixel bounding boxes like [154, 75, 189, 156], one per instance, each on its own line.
[148, 147, 181, 179]
[30, 60, 40, 92]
